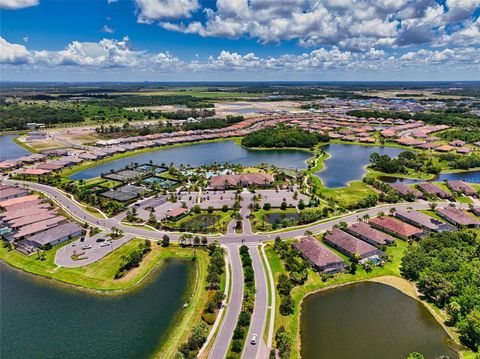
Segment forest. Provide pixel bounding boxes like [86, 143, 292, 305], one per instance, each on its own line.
[242, 124, 329, 148]
[401, 230, 480, 352]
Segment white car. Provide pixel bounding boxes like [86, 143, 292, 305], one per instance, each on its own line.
[82, 245, 92, 250]
[250, 334, 257, 345]
[100, 242, 110, 247]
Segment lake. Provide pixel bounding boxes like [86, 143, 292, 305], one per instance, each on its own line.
[380, 170, 480, 184]
[0, 135, 30, 161]
[0, 260, 193, 359]
[316, 144, 404, 188]
[70, 140, 312, 179]
[301, 282, 457, 359]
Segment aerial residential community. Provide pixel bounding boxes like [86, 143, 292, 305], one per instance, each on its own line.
[1, 1, 480, 359]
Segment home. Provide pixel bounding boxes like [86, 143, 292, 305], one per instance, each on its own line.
[390, 183, 423, 199]
[394, 209, 454, 232]
[447, 180, 477, 196]
[417, 182, 452, 199]
[347, 222, 396, 247]
[324, 228, 383, 260]
[293, 236, 347, 274]
[436, 206, 480, 228]
[24, 222, 84, 248]
[369, 216, 424, 240]
[0, 186, 29, 201]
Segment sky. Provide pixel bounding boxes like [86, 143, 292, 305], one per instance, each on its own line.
[0, 0, 479, 81]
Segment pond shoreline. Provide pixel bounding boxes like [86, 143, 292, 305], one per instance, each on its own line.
[297, 275, 463, 359]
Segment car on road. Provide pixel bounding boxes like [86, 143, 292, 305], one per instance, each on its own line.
[82, 245, 92, 250]
[96, 238, 105, 242]
[100, 242, 110, 247]
[250, 334, 257, 345]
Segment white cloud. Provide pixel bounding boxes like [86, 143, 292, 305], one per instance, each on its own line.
[0, 0, 38, 9]
[156, 0, 480, 50]
[101, 25, 115, 34]
[0, 37, 31, 64]
[135, 0, 199, 23]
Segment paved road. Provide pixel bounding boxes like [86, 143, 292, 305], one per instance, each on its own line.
[242, 245, 268, 359]
[210, 243, 244, 359]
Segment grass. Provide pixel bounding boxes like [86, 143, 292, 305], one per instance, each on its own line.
[265, 240, 409, 359]
[0, 239, 200, 291]
[317, 180, 377, 208]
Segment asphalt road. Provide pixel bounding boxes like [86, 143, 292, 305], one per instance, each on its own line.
[210, 243, 244, 359]
[4, 178, 459, 359]
[242, 244, 268, 359]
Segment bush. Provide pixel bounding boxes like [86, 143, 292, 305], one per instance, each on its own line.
[231, 339, 243, 353]
[279, 294, 294, 315]
[202, 312, 217, 325]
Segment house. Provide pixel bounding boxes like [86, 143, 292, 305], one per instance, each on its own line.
[16, 168, 52, 176]
[436, 206, 480, 228]
[0, 195, 40, 209]
[12, 216, 67, 240]
[435, 145, 455, 152]
[450, 140, 466, 147]
[472, 207, 480, 216]
[166, 207, 189, 219]
[209, 173, 274, 189]
[347, 222, 396, 246]
[24, 222, 84, 247]
[7, 211, 58, 230]
[0, 205, 50, 222]
[390, 183, 423, 199]
[394, 209, 454, 232]
[293, 236, 347, 273]
[369, 216, 424, 240]
[417, 182, 452, 199]
[323, 228, 383, 260]
[447, 180, 477, 196]
[0, 186, 29, 201]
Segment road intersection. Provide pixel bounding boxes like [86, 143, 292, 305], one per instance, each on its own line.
[4, 178, 452, 358]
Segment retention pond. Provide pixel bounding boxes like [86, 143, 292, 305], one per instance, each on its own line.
[301, 282, 457, 359]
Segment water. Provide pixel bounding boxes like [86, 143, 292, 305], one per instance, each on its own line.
[268, 212, 299, 223]
[301, 282, 457, 359]
[380, 170, 480, 184]
[0, 135, 30, 161]
[0, 260, 193, 359]
[316, 144, 403, 188]
[70, 140, 312, 180]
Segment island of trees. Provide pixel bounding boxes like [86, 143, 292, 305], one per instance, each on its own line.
[241, 124, 329, 149]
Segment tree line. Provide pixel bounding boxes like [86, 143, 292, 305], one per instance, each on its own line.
[401, 230, 480, 352]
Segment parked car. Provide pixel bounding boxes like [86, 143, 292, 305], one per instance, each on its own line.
[82, 245, 92, 250]
[96, 238, 105, 242]
[251, 334, 257, 345]
[100, 242, 110, 247]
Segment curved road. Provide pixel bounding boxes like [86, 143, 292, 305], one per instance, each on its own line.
[3, 178, 453, 359]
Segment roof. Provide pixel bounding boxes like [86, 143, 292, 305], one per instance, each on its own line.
[27, 222, 83, 246]
[417, 182, 451, 198]
[437, 207, 480, 226]
[447, 180, 476, 195]
[1, 199, 44, 211]
[17, 168, 52, 175]
[0, 187, 29, 199]
[348, 222, 396, 245]
[369, 216, 424, 237]
[0, 205, 51, 221]
[293, 236, 345, 268]
[210, 172, 274, 187]
[167, 207, 188, 217]
[324, 228, 379, 257]
[390, 183, 422, 198]
[0, 195, 39, 209]
[395, 210, 453, 232]
[8, 211, 57, 228]
[13, 216, 67, 239]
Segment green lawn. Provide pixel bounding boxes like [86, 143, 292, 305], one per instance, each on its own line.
[317, 180, 377, 209]
[265, 240, 409, 359]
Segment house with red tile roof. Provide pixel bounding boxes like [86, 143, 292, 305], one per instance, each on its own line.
[293, 236, 347, 274]
[324, 228, 383, 260]
[369, 216, 424, 240]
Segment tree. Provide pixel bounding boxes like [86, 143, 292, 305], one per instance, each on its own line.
[263, 202, 271, 210]
[298, 199, 305, 210]
[459, 309, 480, 351]
[162, 234, 170, 247]
[406, 353, 425, 359]
[280, 201, 287, 210]
[279, 294, 294, 315]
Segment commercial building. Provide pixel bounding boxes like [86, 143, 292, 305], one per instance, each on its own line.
[209, 173, 274, 189]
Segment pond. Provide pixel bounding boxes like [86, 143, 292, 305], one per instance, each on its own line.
[0, 260, 193, 359]
[301, 282, 457, 359]
[70, 140, 312, 180]
[268, 212, 299, 223]
[316, 144, 404, 188]
[380, 170, 480, 184]
[0, 135, 30, 161]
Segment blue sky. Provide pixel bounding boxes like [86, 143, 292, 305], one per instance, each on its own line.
[1, 0, 479, 81]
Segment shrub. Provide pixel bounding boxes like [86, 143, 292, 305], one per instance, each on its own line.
[202, 312, 217, 325]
